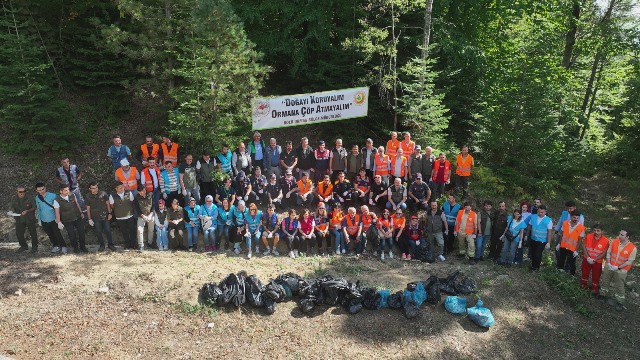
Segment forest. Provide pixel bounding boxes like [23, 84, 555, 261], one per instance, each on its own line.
[1, 0, 639, 198]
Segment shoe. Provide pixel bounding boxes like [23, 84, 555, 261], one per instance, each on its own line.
[615, 302, 625, 312]
[255, 246, 260, 253]
[341, 249, 346, 254]
[188, 247, 193, 252]
[380, 253, 385, 261]
[294, 250, 299, 257]
[233, 248, 240, 255]
[139, 246, 144, 252]
[438, 255, 446, 262]
[336, 250, 340, 255]
[164, 246, 169, 251]
[469, 258, 477, 265]
[356, 253, 361, 258]
[108, 245, 116, 251]
[30, 247, 38, 253]
[389, 252, 393, 259]
[595, 294, 607, 302]
[51, 246, 60, 254]
[18, 246, 28, 252]
[81, 247, 89, 253]
[289, 251, 295, 258]
[406, 254, 411, 261]
[402, 253, 407, 260]
[98, 246, 105, 252]
[273, 249, 280, 257]
[607, 298, 618, 307]
[211, 245, 217, 252]
[247, 252, 252, 259]
[372, 251, 377, 257]
[61, 247, 68, 254]
[263, 248, 271, 256]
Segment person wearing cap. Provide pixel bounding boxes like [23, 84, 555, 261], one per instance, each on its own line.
[154, 199, 169, 250]
[361, 138, 376, 180]
[280, 169, 298, 208]
[316, 174, 335, 209]
[234, 170, 255, 205]
[312, 140, 331, 182]
[345, 144, 363, 182]
[386, 177, 407, 211]
[109, 181, 137, 250]
[265, 138, 282, 180]
[260, 204, 280, 256]
[159, 134, 181, 166]
[409, 145, 424, 182]
[407, 173, 431, 211]
[196, 150, 216, 202]
[400, 215, 423, 260]
[167, 198, 186, 250]
[137, 135, 159, 167]
[265, 173, 284, 209]
[279, 140, 298, 178]
[199, 195, 218, 252]
[249, 166, 268, 205]
[314, 203, 330, 256]
[10, 185, 38, 252]
[248, 131, 266, 171]
[133, 184, 155, 251]
[369, 174, 388, 210]
[184, 197, 201, 251]
[329, 139, 348, 182]
[215, 177, 236, 206]
[295, 172, 315, 207]
[230, 200, 248, 255]
[86, 182, 114, 251]
[160, 160, 182, 206]
[114, 158, 140, 192]
[107, 134, 131, 171]
[179, 154, 200, 204]
[296, 137, 315, 179]
[55, 156, 85, 210]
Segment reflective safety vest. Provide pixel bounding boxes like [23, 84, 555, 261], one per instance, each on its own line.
[530, 215, 552, 242]
[391, 214, 405, 230]
[443, 202, 460, 226]
[297, 179, 313, 194]
[361, 213, 373, 231]
[245, 211, 263, 232]
[185, 205, 201, 229]
[432, 160, 451, 182]
[386, 139, 400, 157]
[400, 140, 415, 156]
[140, 144, 159, 162]
[109, 145, 128, 170]
[345, 214, 360, 235]
[609, 238, 636, 271]
[330, 210, 344, 230]
[317, 181, 333, 197]
[374, 154, 389, 176]
[217, 151, 232, 174]
[455, 210, 477, 234]
[314, 215, 329, 231]
[115, 167, 139, 191]
[378, 218, 392, 232]
[142, 166, 160, 192]
[161, 142, 179, 165]
[583, 233, 610, 263]
[390, 155, 407, 177]
[455, 154, 474, 176]
[560, 220, 586, 252]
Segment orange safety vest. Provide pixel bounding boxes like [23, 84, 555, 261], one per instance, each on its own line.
[315, 214, 329, 232]
[378, 218, 392, 232]
[361, 213, 373, 231]
[317, 181, 333, 197]
[560, 220, 586, 252]
[609, 238, 636, 271]
[400, 140, 415, 155]
[432, 160, 451, 182]
[583, 233, 610, 263]
[115, 167, 139, 191]
[345, 214, 361, 235]
[455, 154, 474, 176]
[386, 139, 399, 157]
[389, 155, 407, 177]
[374, 154, 389, 176]
[161, 142, 179, 165]
[391, 214, 405, 230]
[330, 210, 344, 229]
[297, 179, 312, 194]
[142, 166, 160, 192]
[455, 210, 477, 234]
[140, 144, 159, 162]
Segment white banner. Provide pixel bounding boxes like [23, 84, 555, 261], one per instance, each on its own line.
[251, 87, 369, 130]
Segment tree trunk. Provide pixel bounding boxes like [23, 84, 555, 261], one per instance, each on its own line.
[420, 0, 433, 85]
[580, 57, 606, 140]
[391, 0, 398, 131]
[165, 0, 174, 91]
[561, 0, 580, 68]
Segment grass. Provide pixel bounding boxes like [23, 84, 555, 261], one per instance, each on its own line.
[538, 254, 594, 317]
[175, 299, 219, 317]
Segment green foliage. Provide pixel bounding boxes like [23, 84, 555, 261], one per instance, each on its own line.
[210, 169, 231, 187]
[538, 255, 594, 317]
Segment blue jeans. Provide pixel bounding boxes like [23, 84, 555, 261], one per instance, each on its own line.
[385, 201, 407, 210]
[216, 224, 230, 249]
[156, 227, 168, 249]
[94, 219, 113, 247]
[203, 226, 216, 246]
[475, 234, 490, 258]
[500, 238, 519, 264]
[186, 226, 199, 247]
[245, 231, 261, 251]
[380, 237, 393, 253]
[330, 229, 345, 252]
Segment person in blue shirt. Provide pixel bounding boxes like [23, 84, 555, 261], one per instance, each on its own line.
[231, 200, 248, 255]
[442, 194, 461, 255]
[183, 197, 201, 251]
[216, 198, 235, 252]
[107, 135, 131, 171]
[244, 203, 262, 259]
[199, 195, 218, 252]
[499, 209, 529, 266]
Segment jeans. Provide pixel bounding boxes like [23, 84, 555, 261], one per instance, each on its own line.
[216, 224, 231, 250]
[137, 216, 155, 247]
[386, 201, 407, 210]
[427, 232, 444, 256]
[379, 237, 393, 253]
[156, 227, 168, 249]
[330, 229, 345, 252]
[296, 193, 315, 207]
[203, 226, 216, 246]
[152, 188, 162, 211]
[399, 234, 418, 256]
[184, 185, 201, 204]
[455, 175, 469, 199]
[186, 226, 200, 248]
[432, 182, 445, 200]
[474, 234, 490, 259]
[245, 231, 261, 252]
[500, 238, 519, 264]
[62, 218, 86, 250]
[42, 220, 66, 247]
[314, 231, 330, 253]
[94, 219, 114, 247]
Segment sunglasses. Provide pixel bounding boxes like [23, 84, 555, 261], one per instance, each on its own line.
[17, 190, 26, 193]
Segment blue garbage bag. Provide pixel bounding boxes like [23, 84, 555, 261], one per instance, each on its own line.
[444, 296, 467, 314]
[404, 282, 427, 307]
[377, 290, 390, 309]
[467, 299, 495, 328]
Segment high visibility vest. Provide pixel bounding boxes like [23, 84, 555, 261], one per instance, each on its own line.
[400, 140, 415, 156]
[455, 210, 477, 234]
[378, 218, 392, 232]
[297, 179, 312, 194]
[530, 216, 552, 242]
[140, 144, 159, 162]
[142, 166, 160, 192]
[443, 201, 460, 226]
[584, 233, 609, 263]
[432, 160, 451, 182]
[374, 155, 389, 176]
[609, 238, 636, 271]
[560, 220, 586, 252]
[317, 182, 333, 197]
[390, 156, 407, 177]
[386, 139, 399, 157]
[161, 142, 179, 165]
[314, 215, 329, 231]
[345, 214, 360, 235]
[115, 167, 138, 191]
[330, 210, 343, 229]
[391, 214, 405, 230]
[455, 154, 473, 176]
[361, 213, 373, 231]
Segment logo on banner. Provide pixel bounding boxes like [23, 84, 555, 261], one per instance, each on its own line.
[354, 90, 367, 105]
[253, 101, 271, 122]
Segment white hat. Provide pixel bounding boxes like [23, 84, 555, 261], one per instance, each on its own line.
[120, 159, 130, 166]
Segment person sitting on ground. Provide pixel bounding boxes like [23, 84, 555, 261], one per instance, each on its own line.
[597, 230, 636, 312]
[244, 203, 262, 259]
[281, 209, 300, 258]
[154, 199, 169, 250]
[580, 224, 609, 295]
[342, 207, 362, 257]
[378, 208, 394, 260]
[199, 195, 218, 252]
[329, 203, 345, 255]
[297, 208, 316, 256]
[314, 203, 330, 256]
[215, 198, 234, 252]
[400, 215, 423, 260]
[167, 198, 186, 250]
[454, 201, 479, 264]
[260, 204, 280, 256]
[266, 173, 284, 209]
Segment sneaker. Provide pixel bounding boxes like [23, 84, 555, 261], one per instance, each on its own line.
[263, 248, 271, 256]
[406, 254, 411, 261]
[438, 255, 446, 262]
[607, 298, 618, 307]
[164, 246, 169, 251]
[247, 252, 252, 259]
[98, 246, 105, 252]
[402, 253, 407, 260]
[380, 253, 385, 261]
[234, 248, 241, 255]
[50, 246, 60, 254]
[139, 246, 144, 252]
[294, 250, 299, 257]
[356, 253, 361, 258]
[273, 249, 280, 257]
[18, 246, 28, 252]
[188, 247, 193, 252]
[289, 251, 295, 258]
[389, 252, 393, 259]
[61, 247, 68, 254]
[372, 251, 377, 257]
[341, 249, 346, 254]
[81, 247, 89, 253]
[255, 246, 260, 253]
[108, 245, 116, 251]
[469, 258, 477, 265]
[211, 245, 216, 252]
[615, 302, 625, 312]
[595, 294, 607, 302]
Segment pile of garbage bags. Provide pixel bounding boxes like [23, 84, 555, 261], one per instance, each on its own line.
[200, 270, 489, 324]
[444, 297, 496, 328]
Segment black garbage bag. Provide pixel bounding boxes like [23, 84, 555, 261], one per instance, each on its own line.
[275, 273, 308, 296]
[218, 272, 247, 307]
[299, 298, 316, 313]
[423, 275, 441, 305]
[439, 270, 460, 295]
[298, 279, 323, 314]
[403, 298, 420, 319]
[264, 280, 287, 302]
[454, 277, 476, 295]
[321, 278, 350, 305]
[387, 291, 404, 309]
[342, 282, 364, 314]
[348, 301, 363, 314]
[244, 275, 265, 307]
[413, 240, 435, 263]
[201, 282, 223, 305]
[264, 297, 277, 314]
[362, 288, 381, 310]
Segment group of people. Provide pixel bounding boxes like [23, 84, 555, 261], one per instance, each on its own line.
[8, 131, 635, 312]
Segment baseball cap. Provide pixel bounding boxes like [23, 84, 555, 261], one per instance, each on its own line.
[120, 159, 130, 166]
[415, 173, 422, 179]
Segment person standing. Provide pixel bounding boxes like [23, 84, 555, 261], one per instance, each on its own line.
[442, 194, 460, 255]
[10, 186, 38, 252]
[373, 146, 390, 185]
[140, 156, 161, 210]
[499, 209, 528, 266]
[54, 184, 87, 253]
[296, 137, 315, 179]
[137, 135, 159, 168]
[556, 211, 586, 275]
[264, 138, 282, 180]
[389, 148, 408, 183]
[454, 145, 474, 200]
[196, 150, 216, 201]
[85, 182, 115, 251]
[454, 201, 478, 264]
[114, 159, 139, 192]
[386, 131, 400, 157]
[159, 134, 181, 166]
[527, 205, 553, 271]
[490, 201, 509, 261]
[179, 154, 200, 204]
[400, 132, 415, 169]
[160, 161, 182, 206]
[329, 139, 348, 182]
[248, 131, 266, 171]
[109, 182, 137, 250]
[345, 145, 363, 182]
[581, 224, 609, 295]
[232, 142, 252, 176]
[216, 144, 234, 177]
[134, 185, 155, 251]
[431, 153, 451, 200]
[55, 157, 85, 209]
[409, 145, 424, 182]
[279, 140, 298, 178]
[476, 200, 494, 261]
[34, 183, 66, 254]
[361, 138, 376, 180]
[407, 173, 431, 211]
[107, 135, 131, 171]
[425, 201, 448, 261]
[422, 147, 436, 185]
[598, 230, 636, 311]
[312, 140, 330, 182]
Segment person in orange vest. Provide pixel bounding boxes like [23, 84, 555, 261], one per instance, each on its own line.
[316, 174, 336, 209]
[140, 157, 161, 210]
[454, 145, 474, 200]
[295, 171, 315, 207]
[391, 207, 406, 251]
[359, 205, 378, 256]
[160, 134, 181, 167]
[386, 131, 400, 157]
[400, 132, 415, 169]
[598, 230, 636, 311]
[555, 211, 586, 275]
[431, 153, 451, 200]
[137, 135, 159, 168]
[580, 224, 609, 295]
[454, 201, 479, 264]
[114, 159, 140, 191]
[342, 206, 362, 257]
[373, 146, 391, 184]
[389, 148, 408, 182]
